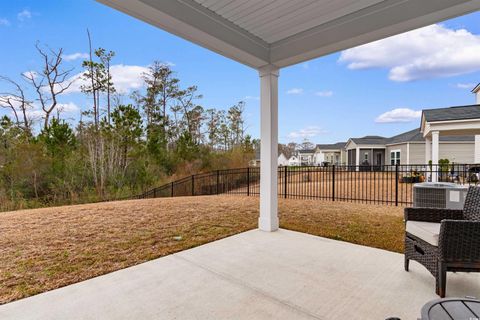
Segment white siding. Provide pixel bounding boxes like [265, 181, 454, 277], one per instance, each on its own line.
[394, 142, 475, 164]
[409, 143, 426, 165]
[439, 143, 474, 163]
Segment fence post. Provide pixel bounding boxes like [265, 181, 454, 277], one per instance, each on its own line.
[216, 170, 220, 195]
[395, 164, 399, 206]
[247, 167, 250, 196]
[332, 165, 335, 201]
[153, 187, 157, 198]
[171, 182, 174, 197]
[191, 175, 195, 196]
[284, 166, 288, 199]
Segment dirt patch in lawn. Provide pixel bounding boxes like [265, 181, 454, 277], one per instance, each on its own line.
[0, 196, 404, 304]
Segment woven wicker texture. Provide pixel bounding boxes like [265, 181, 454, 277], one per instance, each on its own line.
[463, 186, 480, 221]
[405, 186, 480, 297]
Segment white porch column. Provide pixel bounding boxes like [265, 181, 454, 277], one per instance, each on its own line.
[258, 65, 279, 232]
[355, 147, 360, 171]
[425, 137, 431, 164]
[431, 131, 439, 182]
[475, 135, 480, 163]
[425, 136, 431, 181]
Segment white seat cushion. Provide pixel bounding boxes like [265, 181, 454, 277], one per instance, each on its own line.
[406, 221, 441, 246]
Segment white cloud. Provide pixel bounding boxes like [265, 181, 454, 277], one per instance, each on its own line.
[287, 88, 303, 95]
[0, 95, 22, 108]
[25, 109, 43, 120]
[0, 95, 40, 120]
[339, 24, 480, 82]
[57, 102, 80, 114]
[65, 64, 149, 94]
[17, 9, 32, 21]
[22, 70, 38, 79]
[63, 53, 89, 62]
[456, 82, 476, 89]
[244, 95, 259, 100]
[0, 18, 10, 26]
[315, 90, 333, 97]
[288, 126, 326, 139]
[375, 108, 421, 123]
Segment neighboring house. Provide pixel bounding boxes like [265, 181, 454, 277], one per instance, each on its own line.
[297, 149, 316, 165]
[345, 136, 388, 167]
[250, 149, 291, 167]
[421, 103, 480, 165]
[345, 128, 475, 166]
[315, 142, 347, 165]
[288, 155, 300, 166]
[277, 153, 289, 166]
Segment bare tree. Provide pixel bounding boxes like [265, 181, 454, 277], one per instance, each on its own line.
[0, 76, 33, 134]
[96, 48, 115, 124]
[23, 43, 74, 130]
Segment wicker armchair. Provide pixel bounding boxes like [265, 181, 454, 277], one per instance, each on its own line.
[404, 186, 480, 297]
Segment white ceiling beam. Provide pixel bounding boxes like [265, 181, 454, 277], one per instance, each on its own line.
[96, 0, 270, 68]
[271, 0, 480, 67]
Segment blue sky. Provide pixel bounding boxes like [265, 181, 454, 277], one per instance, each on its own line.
[1, 1, 480, 144]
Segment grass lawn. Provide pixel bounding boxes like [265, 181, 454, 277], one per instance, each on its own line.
[0, 195, 404, 304]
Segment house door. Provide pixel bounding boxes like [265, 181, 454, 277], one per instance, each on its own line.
[375, 153, 382, 166]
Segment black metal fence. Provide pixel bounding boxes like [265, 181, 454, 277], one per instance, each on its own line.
[127, 164, 479, 206]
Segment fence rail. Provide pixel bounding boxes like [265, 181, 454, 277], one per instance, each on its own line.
[126, 164, 479, 206]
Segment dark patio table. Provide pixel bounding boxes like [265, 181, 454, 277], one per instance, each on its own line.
[420, 297, 480, 320]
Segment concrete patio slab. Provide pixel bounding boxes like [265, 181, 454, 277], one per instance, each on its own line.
[1, 229, 479, 320]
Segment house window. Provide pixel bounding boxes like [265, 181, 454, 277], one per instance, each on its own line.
[364, 153, 368, 160]
[390, 150, 401, 165]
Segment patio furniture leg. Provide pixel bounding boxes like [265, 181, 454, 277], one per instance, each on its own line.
[436, 262, 446, 298]
[404, 257, 409, 271]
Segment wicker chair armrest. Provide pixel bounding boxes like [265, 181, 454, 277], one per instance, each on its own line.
[438, 220, 480, 262]
[404, 207, 464, 223]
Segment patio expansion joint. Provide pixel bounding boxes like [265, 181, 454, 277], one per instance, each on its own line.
[173, 254, 324, 320]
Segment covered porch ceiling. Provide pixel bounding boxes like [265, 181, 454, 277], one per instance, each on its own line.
[96, 0, 480, 69]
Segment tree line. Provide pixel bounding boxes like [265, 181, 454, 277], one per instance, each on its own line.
[0, 39, 256, 211]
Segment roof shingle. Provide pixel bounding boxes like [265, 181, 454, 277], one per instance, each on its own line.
[423, 104, 480, 122]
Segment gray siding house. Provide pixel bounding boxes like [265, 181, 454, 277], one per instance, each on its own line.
[344, 136, 388, 167]
[345, 128, 474, 166]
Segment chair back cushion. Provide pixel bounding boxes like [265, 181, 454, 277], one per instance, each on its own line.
[463, 186, 480, 221]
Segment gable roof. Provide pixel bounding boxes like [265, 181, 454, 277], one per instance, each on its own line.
[386, 127, 474, 144]
[422, 104, 480, 122]
[387, 128, 424, 144]
[316, 142, 346, 150]
[472, 83, 480, 93]
[297, 149, 316, 154]
[350, 136, 388, 145]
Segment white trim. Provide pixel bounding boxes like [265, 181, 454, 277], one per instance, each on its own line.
[475, 135, 480, 163]
[431, 131, 440, 182]
[346, 144, 386, 150]
[97, 0, 480, 68]
[387, 140, 474, 146]
[423, 118, 480, 137]
[344, 139, 357, 150]
[406, 143, 410, 165]
[390, 149, 401, 165]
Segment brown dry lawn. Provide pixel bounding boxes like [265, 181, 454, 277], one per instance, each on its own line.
[0, 195, 404, 304]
